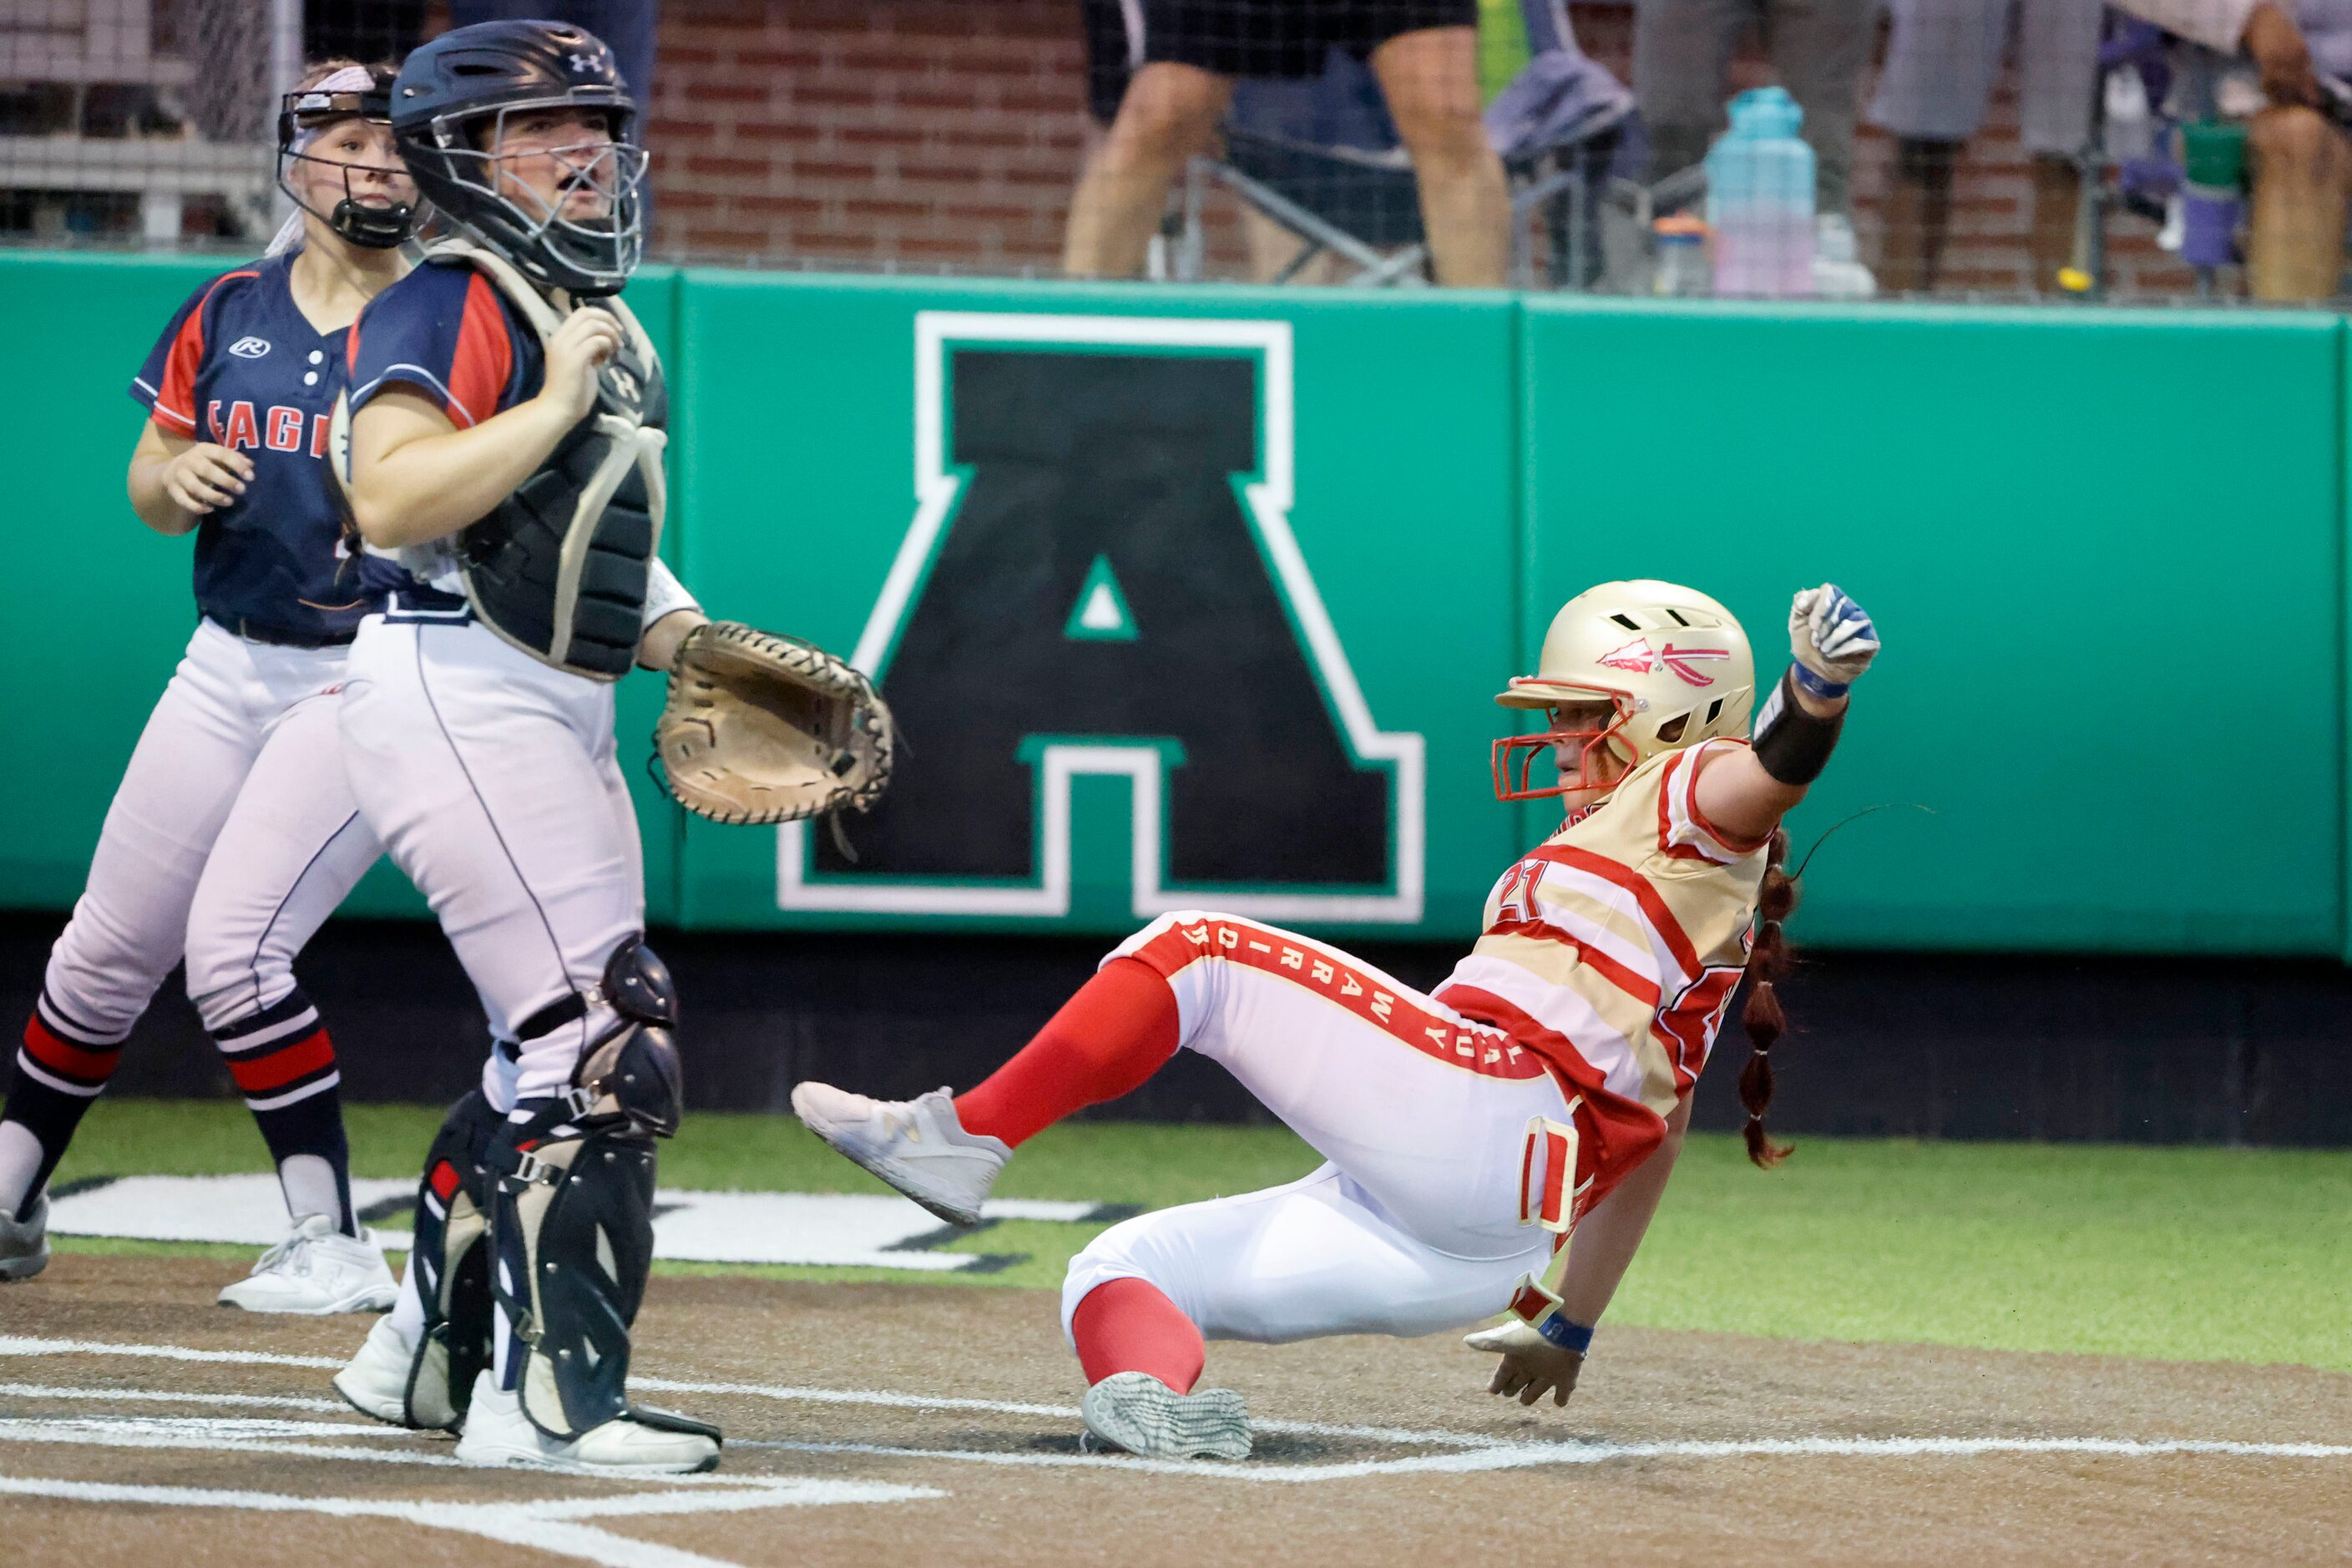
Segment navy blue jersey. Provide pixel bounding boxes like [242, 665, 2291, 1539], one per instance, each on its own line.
[341, 257, 545, 604]
[345, 258, 543, 430]
[131, 254, 380, 640]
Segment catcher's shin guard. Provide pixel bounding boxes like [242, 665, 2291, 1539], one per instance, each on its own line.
[489, 938, 716, 1445]
[406, 1090, 502, 1428]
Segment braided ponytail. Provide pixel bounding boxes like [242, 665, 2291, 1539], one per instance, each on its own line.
[1736, 827, 1799, 1169]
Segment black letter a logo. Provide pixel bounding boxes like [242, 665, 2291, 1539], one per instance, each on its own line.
[780, 315, 1424, 925]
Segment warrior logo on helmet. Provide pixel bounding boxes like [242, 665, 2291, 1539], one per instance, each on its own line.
[1596, 637, 1734, 687]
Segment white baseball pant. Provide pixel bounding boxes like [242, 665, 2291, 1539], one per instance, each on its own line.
[28, 617, 379, 1067]
[336, 614, 644, 1109]
[1060, 912, 1570, 1346]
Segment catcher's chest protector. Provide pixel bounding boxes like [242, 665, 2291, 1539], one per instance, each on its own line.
[442, 240, 668, 681]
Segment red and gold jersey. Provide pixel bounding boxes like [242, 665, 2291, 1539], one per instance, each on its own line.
[1435, 738, 1769, 1124]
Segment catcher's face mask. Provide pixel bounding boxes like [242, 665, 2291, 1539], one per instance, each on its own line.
[276, 68, 417, 250]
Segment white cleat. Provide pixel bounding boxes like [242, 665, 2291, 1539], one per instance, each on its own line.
[790, 1082, 1009, 1227]
[217, 1213, 399, 1314]
[0, 1193, 48, 1283]
[454, 1372, 720, 1475]
[334, 1314, 459, 1430]
[1080, 1371, 1252, 1461]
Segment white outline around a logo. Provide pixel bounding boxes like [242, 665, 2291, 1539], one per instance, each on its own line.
[776, 312, 1427, 925]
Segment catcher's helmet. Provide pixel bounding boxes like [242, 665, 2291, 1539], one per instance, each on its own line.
[1493, 579, 1756, 802]
[391, 20, 645, 295]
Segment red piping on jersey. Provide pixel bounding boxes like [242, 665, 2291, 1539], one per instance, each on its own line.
[1428, 982, 1667, 1214]
[1479, 915, 1664, 1009]
[444, 271, 515, 429]
[1523, 845, 1705, 979]
[154, 268, 258, 436]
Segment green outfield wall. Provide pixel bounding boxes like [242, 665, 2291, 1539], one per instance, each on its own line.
[3, 252, 2344, 959]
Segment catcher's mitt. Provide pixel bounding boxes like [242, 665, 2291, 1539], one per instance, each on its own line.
[653, 620, 895, 827]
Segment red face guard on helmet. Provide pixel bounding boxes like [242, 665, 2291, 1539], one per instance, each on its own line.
[1490, 685, 1637, 803]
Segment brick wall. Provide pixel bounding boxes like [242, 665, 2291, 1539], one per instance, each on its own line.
[648, 0, 2203, 298]
[650, 0, 1092, 271]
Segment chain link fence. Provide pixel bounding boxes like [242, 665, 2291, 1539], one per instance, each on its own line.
[3, 0, 2345, 301]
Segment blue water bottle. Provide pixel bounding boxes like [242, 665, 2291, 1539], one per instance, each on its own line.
[1704, 87, 1815, 298]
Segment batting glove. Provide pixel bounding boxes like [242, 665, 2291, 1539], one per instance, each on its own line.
[1788, 583, 1879, 699]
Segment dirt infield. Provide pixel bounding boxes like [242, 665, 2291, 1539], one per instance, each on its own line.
[3, 1254, 2349, 1566]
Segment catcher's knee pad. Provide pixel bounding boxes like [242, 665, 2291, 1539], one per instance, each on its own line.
[577, 935, 685, 1138]
[513, 935, 685, 1139]
[406, 1089, 503, 1428]
[488, 1120, 662, 1440]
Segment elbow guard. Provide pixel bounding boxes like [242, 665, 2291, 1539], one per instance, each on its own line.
[1752, 667, 1845, 786]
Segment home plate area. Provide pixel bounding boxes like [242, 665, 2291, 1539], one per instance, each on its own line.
[7, 1257, 2352, 1565]
[48, 1174, 1126, 1269]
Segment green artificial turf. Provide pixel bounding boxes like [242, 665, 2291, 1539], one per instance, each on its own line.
[46, 1099, 2352, 1371]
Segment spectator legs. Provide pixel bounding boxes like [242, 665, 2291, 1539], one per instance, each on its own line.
[1761, 0, 1869, 215]
[1633, 0, 1750, 194]
[2247, 107, 2352, 303]
[1064, 63, 1233, 279]
[1880, 137, 1958, 293]
[2026, 156, 2080, 296]
[1368, 27, 1508, 288]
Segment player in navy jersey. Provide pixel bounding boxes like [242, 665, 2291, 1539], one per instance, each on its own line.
[326, 21, 722, 1474]
[0, 63, 420, 1312]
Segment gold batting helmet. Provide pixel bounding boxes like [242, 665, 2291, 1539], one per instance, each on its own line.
[1493, 579, 1755, 802]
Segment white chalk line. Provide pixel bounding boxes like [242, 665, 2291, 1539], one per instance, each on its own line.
[9, 1334, 2349, 1491]
[0, 1338, 1495, 1450]
[0, 1472, 942, 1568]
[631, 1373, 1504, 1449]
[743, 1432, 2352, 1485]
[0, 1334, 341, 1369]
[0, 1382, 350, 1412]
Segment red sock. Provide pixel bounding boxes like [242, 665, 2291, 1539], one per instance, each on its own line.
[1070, 1277, 1205, 1393]
[953, 959, 1178, 1148]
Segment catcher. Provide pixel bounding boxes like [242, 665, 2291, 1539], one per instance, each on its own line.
[326, 21, 888, 1476]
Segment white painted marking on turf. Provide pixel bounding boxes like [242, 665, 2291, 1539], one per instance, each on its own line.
[0, 1473, 939, 1568]
[632, 1375, 1505, 1449]
[47, 1176, 1105, 1268]
[0, 1383, 348, 1412]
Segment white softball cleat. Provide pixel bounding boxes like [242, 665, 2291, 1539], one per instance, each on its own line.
[335, 1314, 462, 1430]
[789, 1082, 1009, 1227]
[0, 1192, 48, 1283]
[1080, 1371, 1252, 1461]
[217, 1213, 399, 1314]
[454, 1372, 721, 1475]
